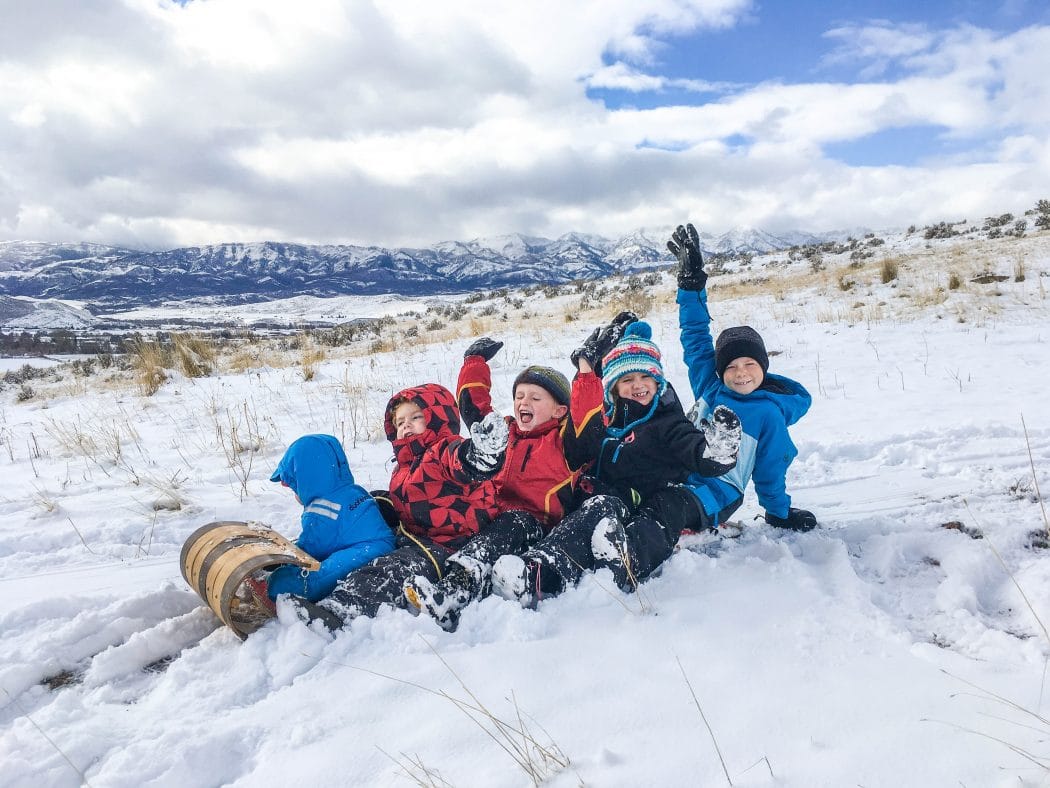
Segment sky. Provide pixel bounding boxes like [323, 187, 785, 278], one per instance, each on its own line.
[1, 0, 1049, 250]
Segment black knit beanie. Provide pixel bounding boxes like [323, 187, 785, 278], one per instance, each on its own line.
[715, 326, 769, 378]
[513, 365, 571, 406]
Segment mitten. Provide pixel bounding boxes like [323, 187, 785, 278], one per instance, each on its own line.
[266, 564, 309, 597]
[764, 508, 818, 532]
[570, 327, 602, 371]
[464, 337, 504, 361]
[590, 310, 639, 374]
[700, 405, 741, 464]
[464, 411, 509, 473]
[693, 455, 736, 477]
[667, 223, 707, 291]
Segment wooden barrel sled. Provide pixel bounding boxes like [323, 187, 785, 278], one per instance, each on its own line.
[179, 520, 320, 639]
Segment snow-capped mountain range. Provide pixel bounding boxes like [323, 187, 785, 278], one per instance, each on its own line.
[0, 226, 834, 310]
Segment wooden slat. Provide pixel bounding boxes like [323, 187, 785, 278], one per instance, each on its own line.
[179, 521, 322, 639]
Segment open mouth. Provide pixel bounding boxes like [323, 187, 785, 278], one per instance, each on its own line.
[516, 407, 534, 426]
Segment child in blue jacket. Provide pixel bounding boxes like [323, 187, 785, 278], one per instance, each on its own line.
[261, 434, 395, 603]
[671, 222, 816, 531]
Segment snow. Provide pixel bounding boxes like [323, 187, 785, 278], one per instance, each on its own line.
[2, 230, 1050, 787]
[105, 292, 433, 326]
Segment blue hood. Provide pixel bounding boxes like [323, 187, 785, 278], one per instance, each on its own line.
[269, 434, 355, 504]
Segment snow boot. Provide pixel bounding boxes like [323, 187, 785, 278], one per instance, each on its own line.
[491, 555, 562, 609]
[403, 564, 478, 632]
[491, 555, 534, 608]
[286, 596, 345, 632]
[591, 516, 638, 592]
[242, 572, 276, 616]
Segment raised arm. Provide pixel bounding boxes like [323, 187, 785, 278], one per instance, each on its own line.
[561, 312, 638, 469]
[670, 223, 718, 399]
[457, 337, 503, 428]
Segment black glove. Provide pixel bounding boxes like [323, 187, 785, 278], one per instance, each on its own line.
[598, 311, 639, 350]
[592, 311, 639, 374]
[693, 455, 736, 477]
[464, 337, 503, 361]
[570, 326, 602, 371]
[667, 223, 707, 291]
[764, 508, 818, 532]
[571, 311, 638, 374]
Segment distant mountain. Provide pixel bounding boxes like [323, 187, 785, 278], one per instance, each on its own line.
[0, 295, 96, 330]
[0, 241, 132, 272]
[0, 227, 826, 310]
[703, 226, 827, 254]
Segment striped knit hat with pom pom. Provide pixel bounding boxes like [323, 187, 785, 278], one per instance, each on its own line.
[601, 321, 666, 409]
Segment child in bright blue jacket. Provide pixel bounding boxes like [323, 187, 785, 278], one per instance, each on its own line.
[263, 434, 395, 601]
[671, 223, 816, 531]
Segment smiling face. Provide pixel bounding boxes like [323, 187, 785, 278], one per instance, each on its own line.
[614, 372, 658, 407]
[392, 401, 427, 439]
[722, 356, 765, 395]
[513, 383, 567, 432]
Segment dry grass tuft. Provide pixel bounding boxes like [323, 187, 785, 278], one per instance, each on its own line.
[910, 287, 949, 308]
[880, 257, 900, 283]
[300, 338, 327, 381]
[129, 339, 169, 396]
[172, 333, 215, 378]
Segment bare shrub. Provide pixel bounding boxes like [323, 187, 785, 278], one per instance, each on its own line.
[214, 401, 266, 500]
[924, 222, 959, 240]
[369, 337, 395, 354]
[339, 371, 381, 448]
[880, 258, 899, 283]
[615, 289, 654, 317]
[947, 271, 962, 290]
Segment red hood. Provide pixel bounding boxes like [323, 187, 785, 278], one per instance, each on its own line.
[385, 383, 461, 445]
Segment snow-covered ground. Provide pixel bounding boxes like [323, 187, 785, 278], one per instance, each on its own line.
[104, 292, 449, 327]
[0, 357, 69, 372]
[1, 230, 1049, 787]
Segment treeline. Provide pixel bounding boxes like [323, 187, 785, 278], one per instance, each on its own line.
[0, 317, 390, 358]
[0, 329, 126, 356]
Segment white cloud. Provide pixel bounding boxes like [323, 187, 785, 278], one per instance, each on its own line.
[586, 62, 734, 94]
[0, 2, 1047, 249]
[822, 21, 935, 78]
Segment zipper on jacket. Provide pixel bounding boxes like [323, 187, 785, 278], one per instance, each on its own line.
[519, 445, 533, 473]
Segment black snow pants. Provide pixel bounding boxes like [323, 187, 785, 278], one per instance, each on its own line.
[446, 510, 546, 597]
[523, 485, 712, 594]
[318, 529, 453, 622]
